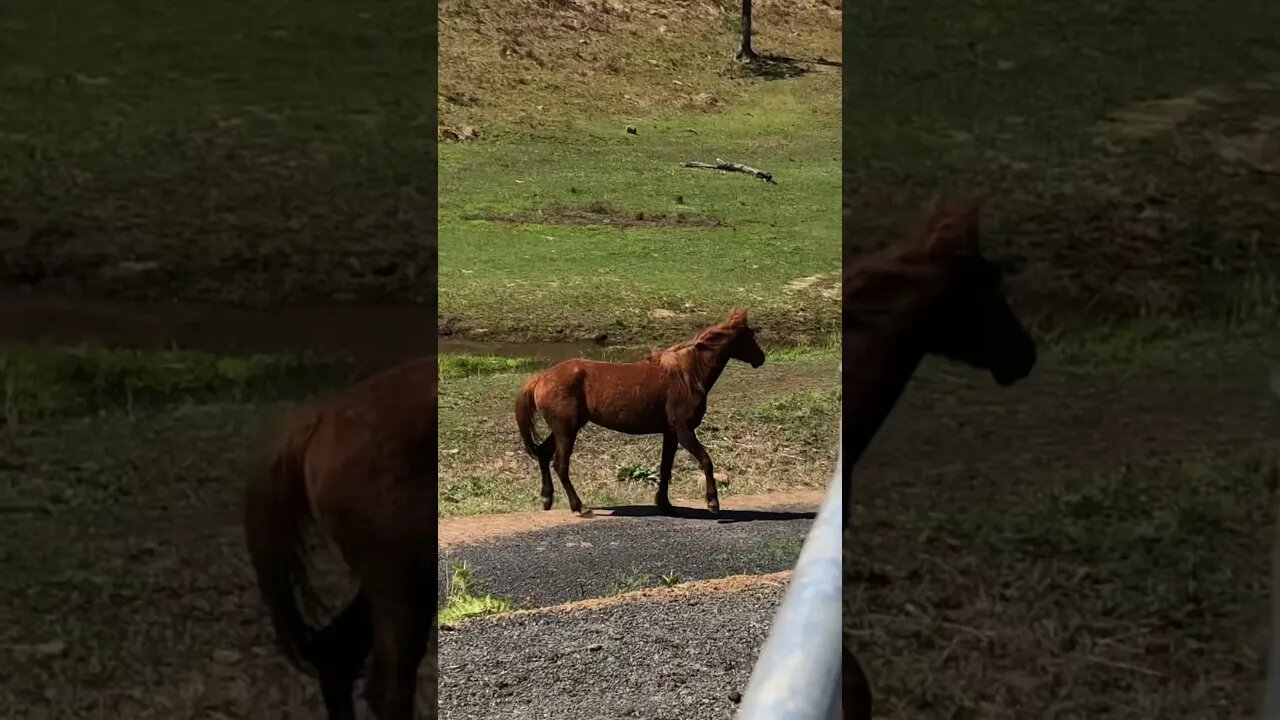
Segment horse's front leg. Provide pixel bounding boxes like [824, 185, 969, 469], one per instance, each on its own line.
[655, 431, 678, 516]
[675, 428, 719, 513]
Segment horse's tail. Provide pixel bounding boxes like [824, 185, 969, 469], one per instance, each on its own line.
[243, 412, 323, 676]
[515, 377, 542, 457]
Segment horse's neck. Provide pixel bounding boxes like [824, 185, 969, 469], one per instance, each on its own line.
[695, 347, 732, 393]
[841, 330, 924, 469]
[841, 333, 922, 529]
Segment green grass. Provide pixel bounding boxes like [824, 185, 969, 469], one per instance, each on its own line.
[850, 448, 1279, 719]
[844, 5, 1280, 714]
[587, 566, 684, 595]
[0, 0, 437, 306]
[0, 342, 350, 425]
[606, 570, 655, 596]
[0, 324, 1268, 716]
[615, 462, 660, 486]
[741, 388, 840, 449]
[439, 88, 840, 346]
[845, 0, 1280, 332]
[439, 355, 546, 380]
[438, 562, 515, 625]
[437, 0, 841, 347]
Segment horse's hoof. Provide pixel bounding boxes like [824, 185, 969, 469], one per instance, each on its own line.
[541, 496, 554, 511]
[575, 508, 595, 518]
[707, 499, 720, 514]
[656, 502, 679, 517]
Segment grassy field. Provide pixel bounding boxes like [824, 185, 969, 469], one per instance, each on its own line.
[2, 329, 1272, 716]
[0, 0, 436, 306]
[845, 0, 1280, 329]
[438, 0, 842, 345]
[0, 339, 836, 714]
[845, 0, 1280, 716]
[848, 331, 1278, 719]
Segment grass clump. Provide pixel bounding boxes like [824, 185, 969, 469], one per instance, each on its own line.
[437, 562, 514, 625]
[606, 570, 654, 596]
[439, 355, 546, 380]
[615, 462, 659, 485]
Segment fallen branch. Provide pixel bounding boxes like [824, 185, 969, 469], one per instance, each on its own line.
[683, 158, 775, 184]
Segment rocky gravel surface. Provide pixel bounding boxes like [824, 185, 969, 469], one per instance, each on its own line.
[437, 580, 787, 720]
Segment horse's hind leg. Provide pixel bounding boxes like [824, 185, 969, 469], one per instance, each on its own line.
[676, 428, 720, 513]
[365, 573, 430, 720]
[535, 436, 557, 510]
[313, 591, 373, 720]
[551, 428, 590, 516]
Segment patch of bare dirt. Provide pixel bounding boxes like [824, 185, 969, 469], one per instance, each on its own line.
[438, 490, 823, 548]
[1097, 71, 1280, 160]
[649, 307, 692, 321]
[438, 124, 480, 142]
[463, 205, 724, 228]
[786, 271, 840, 300]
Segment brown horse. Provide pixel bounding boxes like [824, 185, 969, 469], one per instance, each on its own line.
[515, 309, 766, 517]
[841, 196, 1038, 719]
[244, 357, 437, 720]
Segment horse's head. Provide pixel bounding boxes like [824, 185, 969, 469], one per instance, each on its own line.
[912, 197, 1036, 386]
[713, 308, 766, 368]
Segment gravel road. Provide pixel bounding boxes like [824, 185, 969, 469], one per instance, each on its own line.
[438, 505, 814, 607]
[437, 581, 786, 720]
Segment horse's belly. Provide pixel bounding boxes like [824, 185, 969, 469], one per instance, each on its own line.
[587, 402, 665, 435]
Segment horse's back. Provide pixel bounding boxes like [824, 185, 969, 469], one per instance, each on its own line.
[301, 357, 437, 568]
[533, 357, 668, 433]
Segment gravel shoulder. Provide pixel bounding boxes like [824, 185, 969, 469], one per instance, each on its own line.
[438, 578, 789, 720]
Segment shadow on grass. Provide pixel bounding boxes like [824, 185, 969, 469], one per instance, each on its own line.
[738, 53, 842, 80]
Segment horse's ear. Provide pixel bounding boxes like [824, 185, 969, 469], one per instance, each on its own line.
[923, 195, 983, 256]
[726, 308, 749, 327]
[910, 196, 950, 252]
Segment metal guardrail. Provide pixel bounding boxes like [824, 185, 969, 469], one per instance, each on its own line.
[736, 455, 843, 719]
[1261, 370, 1280, 719]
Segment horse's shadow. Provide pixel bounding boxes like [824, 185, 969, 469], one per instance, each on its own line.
[604, 504, 816, 524]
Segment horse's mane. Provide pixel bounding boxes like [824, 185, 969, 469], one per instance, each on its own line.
[843, 196, 983, 332]
[646, 310, 748, 392]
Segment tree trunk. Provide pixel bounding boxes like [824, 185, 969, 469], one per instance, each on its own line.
[736, 0, 758, 60]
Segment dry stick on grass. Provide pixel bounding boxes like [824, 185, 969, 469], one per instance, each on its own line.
[683, 158, 776, 184]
